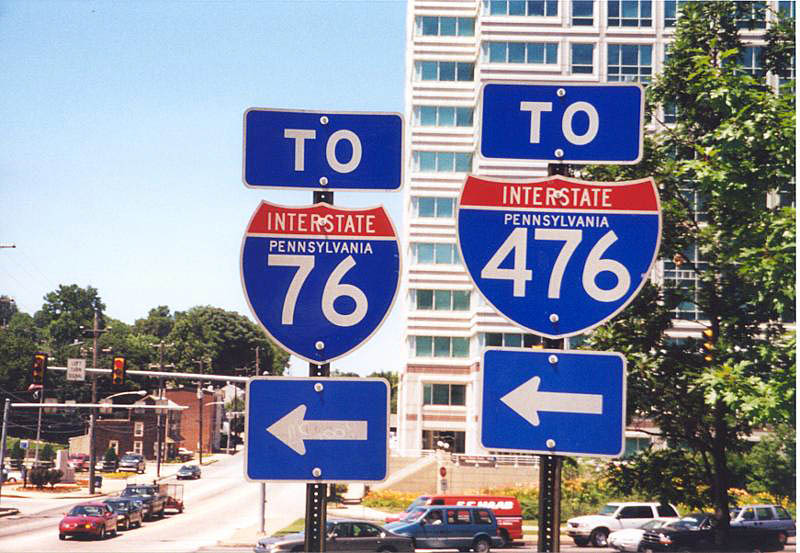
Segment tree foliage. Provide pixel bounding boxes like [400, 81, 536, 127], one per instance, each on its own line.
[583, 0, 795, 533]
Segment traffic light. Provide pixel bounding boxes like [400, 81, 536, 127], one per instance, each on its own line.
[112, 356, 126, 386]
[702, 328, 715, 363]
[32, 352, 47, 387]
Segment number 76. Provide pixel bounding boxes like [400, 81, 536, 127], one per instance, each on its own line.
[480, 228, 631, 302]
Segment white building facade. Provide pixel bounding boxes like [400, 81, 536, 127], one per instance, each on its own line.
[397, 0, 788, 456]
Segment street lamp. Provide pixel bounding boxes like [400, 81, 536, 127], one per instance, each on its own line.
[193, 359, 210, 465]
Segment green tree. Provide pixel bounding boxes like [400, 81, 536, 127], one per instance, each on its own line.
[33, 284, 105, 351]
[166, 306, 288, 375]
[0, 312, 43, 395]
[584, 1, 795, 543]
[133, 306, 174, 339]
[0, 296, 17, 327]
[368, 370, 399, 414]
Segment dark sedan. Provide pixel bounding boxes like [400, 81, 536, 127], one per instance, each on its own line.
[103, 498, 143, 530]
[176, 464, 201, 480]
[254, 520, 414, 553]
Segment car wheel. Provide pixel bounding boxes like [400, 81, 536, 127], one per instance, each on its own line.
[590, 528, 609, 548]
[472, 537, 491, 553]
[498, 529, 511, 547]
[574, 537, 590, 547]
[59, 534, 66, 540]
[111, 525, 117, 537]
[776, 531, 788, 545]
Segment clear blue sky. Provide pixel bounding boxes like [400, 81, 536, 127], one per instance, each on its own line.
[0, 1, 407, 376]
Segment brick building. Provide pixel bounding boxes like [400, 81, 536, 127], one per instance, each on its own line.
[165, 387, 223, 455]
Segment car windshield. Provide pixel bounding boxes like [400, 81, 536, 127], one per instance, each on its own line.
[105, 501, 127, 510]
[599, 504, 620, 516]
[123, 487, 152, 496]
[180, 465, 194, 470]
[400, 507, 427, 522]
[69, 505, 104, 516]
[670, 516, 707, 530]
[406, 497, 430, 512]
[641, 519, 666, 530]
[121, 455, 139, 462]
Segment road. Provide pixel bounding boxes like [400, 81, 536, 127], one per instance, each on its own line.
[0, 454, 304, 553]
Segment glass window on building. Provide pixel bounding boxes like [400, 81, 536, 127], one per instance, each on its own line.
[664, 0, 688, 27]
[482, 332, 541, 347]
[624, 436, 651, 458]
[414, 106, 474, 127]
[572, 0, 594, 25]
[608, 44, 653, 83]
[414, 196, 455, 218]
[608, 0, 652, 27]
[413, 151, 473, 173]
[484, 41, 558, 64]
[416, 16, 475, 36]
[412, 243, 460, 265]
[739, 46, 765, 77]
[571, 43, 594, 74]
[662, 243, 708, 321]
[415, 61, 475, 82]
[484, 0, 558, 16]
[423, 384, 467, 406]
[414, 336, 469, 358]
[422, 430, 466, 453]
[735, 1, 767, 29]
[779, 0, 796, 18]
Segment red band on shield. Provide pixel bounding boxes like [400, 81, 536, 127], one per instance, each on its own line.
[460, 175, 659, 212]
[246, 202, 396, 237]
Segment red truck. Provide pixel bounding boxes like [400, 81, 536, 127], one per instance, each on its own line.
[385, 494, 523, 546]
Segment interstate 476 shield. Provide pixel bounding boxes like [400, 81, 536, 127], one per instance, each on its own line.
[457, 175, 661, 338]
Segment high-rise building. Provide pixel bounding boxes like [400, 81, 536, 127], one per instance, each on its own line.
[397, 0, 787, 455]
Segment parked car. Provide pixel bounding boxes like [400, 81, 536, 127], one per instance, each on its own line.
[177, 447, 194, 462]
[385, 494, 523, 547]
[731, 504, 796, 545]
[1, 467, 16, 483]
[68, 453, 89, 471]
[176, 464, 201, 480]
[120, 483, 166, 520]
[567, 501, 680, 547]
[118, 453, 146, 473]
[385, 505, 503, 552]
[58, 502, 118, 540]
[254, 520, 413, 553]
[608, 519, 677, 552]
[102, 497, 143, 530]
[640, 512, 785, 552]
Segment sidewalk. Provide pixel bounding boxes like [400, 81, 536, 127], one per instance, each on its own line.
[2, 454, 223, 500]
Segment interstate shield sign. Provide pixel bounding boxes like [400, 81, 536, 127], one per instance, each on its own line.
[241, 201, 400, 363]
[457, 175, 661, 338]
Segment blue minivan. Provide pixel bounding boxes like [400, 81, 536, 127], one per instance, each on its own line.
[384, 505, 503, 552]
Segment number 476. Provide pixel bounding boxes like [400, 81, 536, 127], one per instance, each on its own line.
[480, 228, 631, 303]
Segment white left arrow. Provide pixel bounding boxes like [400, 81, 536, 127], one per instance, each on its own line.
[267, 404, 368, 455]
[501, 376, 603, 427]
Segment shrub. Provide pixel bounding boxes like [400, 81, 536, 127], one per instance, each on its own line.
[41, 443, 55, 461]
[47, 469, 63, 487]
[362, 490, 420, 511]
[104, 448, 118, 463]
[28, 467, 49, 489]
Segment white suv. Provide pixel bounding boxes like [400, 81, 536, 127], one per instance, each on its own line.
[566, 502, 680, 547]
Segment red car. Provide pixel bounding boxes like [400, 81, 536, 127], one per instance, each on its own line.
[68, 453, 89, 471]
[59, 502, 118, 540]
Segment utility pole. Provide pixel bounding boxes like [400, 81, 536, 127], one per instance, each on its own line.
[197, 380, 204, 465]
[152, 341, 173, 478]
[0, 398, 11, 507]
[86, 311, 106, 495]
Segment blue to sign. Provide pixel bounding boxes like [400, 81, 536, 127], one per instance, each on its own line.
[245, 377, 389, 482]
[481, 83, 644, 164]
[457, 175, 661, 339]
[241, 201, 401, 364]
[481, 348, 626, 457]
[243, 108, 403, 190]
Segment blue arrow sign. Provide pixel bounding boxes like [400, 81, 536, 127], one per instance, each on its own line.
[480, 82, 644, 164]
[245, 377, 389, 482]
[481, 348, 626, 457]
[243, 108, 403, 190]
[457, 175, 661, 338]
[241, 201, 401, 363]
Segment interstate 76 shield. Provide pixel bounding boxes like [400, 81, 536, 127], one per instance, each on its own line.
[241, 201, 400, 363]
[457, 175, 661, 338]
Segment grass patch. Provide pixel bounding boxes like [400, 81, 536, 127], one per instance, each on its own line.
[274, 518, 305, 536]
